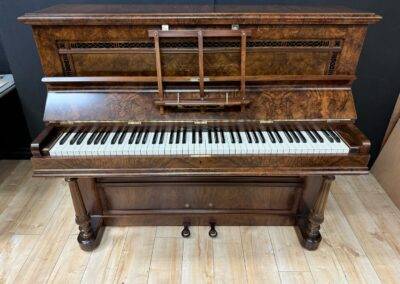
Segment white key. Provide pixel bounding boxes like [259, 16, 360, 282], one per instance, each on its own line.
[146, 132, 156, 156]
[100, 131, 114, 156]
[198, 129, 206, 155]
[93, 132, 106, 156]
[332, 131, 350, 154]
[210, 129, 219, 155]
[49, 132, 69, 157]
[164, 131, 172, 156]
[75, 131, 91, 156]
[59, 131, 77, 157]
[262, 130, 276, 154]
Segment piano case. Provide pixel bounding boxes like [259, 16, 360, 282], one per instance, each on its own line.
[19, 4, 380, 251]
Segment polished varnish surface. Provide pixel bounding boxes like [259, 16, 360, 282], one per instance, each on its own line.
[19, 4, 380, 251]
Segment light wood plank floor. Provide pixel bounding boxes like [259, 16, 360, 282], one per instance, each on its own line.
[1, 160, 400, 284]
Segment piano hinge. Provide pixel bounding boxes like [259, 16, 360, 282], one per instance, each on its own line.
[57, 121, 75, 125]
[327, 119, 352, 123]
[194, 121, 207, 125]
[259, 120, 274, 124]
[128, 121, 142, 125]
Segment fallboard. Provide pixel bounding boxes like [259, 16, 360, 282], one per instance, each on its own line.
[43, 88, 356, 122]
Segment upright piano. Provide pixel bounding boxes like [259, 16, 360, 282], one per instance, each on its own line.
[19, 4, 381, 251]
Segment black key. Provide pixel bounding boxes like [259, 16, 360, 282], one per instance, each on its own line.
[111, 130, 121, 145]
[182, 127, 187, 144]
[87, 131, 98, 145]
[220, 128, 226, 143]
[245, 130, 253, 143]
[213, 128, 219, 143]
[152, 129, 159, 144]
[251, 130, 259, 143]
[94, 131, 105, 145]
[70, 131, 82, 145]
[128, 128, 137, 144]
[192, 128, 196, 144]
[312, 129, 324, 143]
[208, 129, 213, 143]
[229, 129, 236, 143]
[60, 129, 73, 145]
[328, 129, 341, 143]
[235, 129, 243, 143]
[272, 129, 283, 143]
[135, 128, 143, 144]
[159, 129, 165, 144]
[266, 129, 276, 143]
[322, 129, 334, 143]
[175, 128, 181, 144]
[305, 129, 317, 143]
[142, 129, 149, 144]
[295, 130, 307, 143]
[118, 129, 128, 144]
[289, 129, 300, 143]
[76, 131, 88, 145]
[283, 129, 293, 143]
[257, 129, 266, 143]
[101, 131, 111, 145]
[198, 128, 203, 144]
[169, 128, 175, 144]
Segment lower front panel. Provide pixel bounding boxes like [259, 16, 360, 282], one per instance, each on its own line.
[80, 176, 305, 226]
[69, 175, 329, 250]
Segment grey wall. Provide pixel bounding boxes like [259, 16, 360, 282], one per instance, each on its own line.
[0, 0, 399, 166]
[0, 40, 10, 73]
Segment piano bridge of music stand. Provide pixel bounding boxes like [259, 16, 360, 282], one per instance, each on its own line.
[148, 29, 252, 114]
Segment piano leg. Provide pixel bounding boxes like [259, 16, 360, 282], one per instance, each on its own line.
[297, 175, 335, 250]
[66, 178, 104, 251]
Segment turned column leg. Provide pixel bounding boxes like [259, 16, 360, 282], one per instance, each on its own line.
[66, 177, 98, 251]
[297, 175, 335, 250]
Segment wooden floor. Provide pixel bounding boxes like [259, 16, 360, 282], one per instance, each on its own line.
[1, 160, 400, 284]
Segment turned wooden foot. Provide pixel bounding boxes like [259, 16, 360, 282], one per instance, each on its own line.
[66, 178, 103, 251]
[297, 175, 335, 250]
[75, 215, 99, 251]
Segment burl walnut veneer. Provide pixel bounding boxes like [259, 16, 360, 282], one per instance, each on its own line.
[19, 4, 380, 251]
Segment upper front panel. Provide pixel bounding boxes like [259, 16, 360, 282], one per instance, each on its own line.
[19, 5, 381, 122]
[32, 24, 365, 79]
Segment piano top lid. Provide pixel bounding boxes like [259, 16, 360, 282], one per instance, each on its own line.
[18, 4, 381, 25]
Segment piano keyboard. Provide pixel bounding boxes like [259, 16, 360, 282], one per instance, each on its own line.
[49, 126, 349, 157]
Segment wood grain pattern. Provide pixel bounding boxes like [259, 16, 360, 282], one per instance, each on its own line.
[114, 227, 156, 283]
[31, 154, 370, 177]
[0, 161, 32, 214]
[13, 192, 76, 283]
[19, 4, 379, 253]
[240, 226, 281, 283]
[333, 191, 400, 282]
[1, 160, 399, 283]
[213, 230, 248, 283]
[81, 227, 127, 283]
[18, 4, 381, 25]
[0, 234, 39, 284]
[269, 227, 309, 272]
[181, 226, 214, 283]
[42, 89, 358, 122]
[11, 178, 65, 234]
[279, 272, 314, 284]
[148, 237, 183, 283]
[323, 194, 381, 283]
[47, 235, 92, 283]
